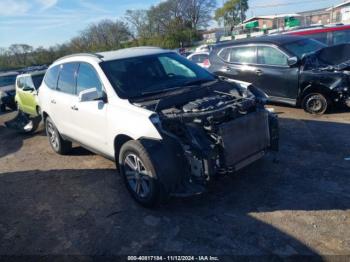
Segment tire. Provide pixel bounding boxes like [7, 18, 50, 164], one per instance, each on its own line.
[45, 116, 72, 155]
[302, 93, 328, 115]
[119, 140, 162, 207]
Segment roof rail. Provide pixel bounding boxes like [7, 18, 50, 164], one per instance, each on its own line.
[55, 53, 104, 62]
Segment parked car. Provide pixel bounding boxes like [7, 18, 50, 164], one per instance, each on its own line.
[39, 47, 279, 206]
[285, 24, 350, 46]
[209, 35, 350, 114]
[187, 52, 210, 69]
[15, 70, 46, 117]
[0, 71, 18, 112]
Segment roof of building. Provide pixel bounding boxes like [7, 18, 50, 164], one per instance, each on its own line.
[244, 14, 301, 23]
[213, 35, 308, 49]
[327, 0, 350, 11]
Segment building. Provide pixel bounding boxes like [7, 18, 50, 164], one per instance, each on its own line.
[242, 14, 302, 31]
[298, 8, 331, 26]
[327, 0, 350, 24]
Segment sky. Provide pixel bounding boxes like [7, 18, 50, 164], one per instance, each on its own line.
[0, 0, 345, 48]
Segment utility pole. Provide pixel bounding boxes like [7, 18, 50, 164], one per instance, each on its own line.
[240, 0, 244, 24]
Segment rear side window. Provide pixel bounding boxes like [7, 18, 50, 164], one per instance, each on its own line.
[57, 63, 79, 94]
[44, 66, 60, 90]
[332, 30, 350, 45]
[76, 63, 102, 96]
[257, 46, 288, 66]
[307, 32, 328, 44]
[220, 46, 257, 64]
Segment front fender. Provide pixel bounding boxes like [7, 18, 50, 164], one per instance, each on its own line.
[138, 135, 190, 195]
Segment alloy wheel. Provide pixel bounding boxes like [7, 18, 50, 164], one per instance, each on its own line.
[124, 153, 152, 198]
[47, 122, 59, 151]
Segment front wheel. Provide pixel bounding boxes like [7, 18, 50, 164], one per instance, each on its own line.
[119, 140, 162, 207]
[302, 93, 328, 115]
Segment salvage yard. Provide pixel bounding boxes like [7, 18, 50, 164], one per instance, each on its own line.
[0, 106, 350, 257]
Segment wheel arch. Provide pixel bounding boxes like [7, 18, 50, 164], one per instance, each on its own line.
[300, 83, 331, 101]
[114, 134, 133, 168]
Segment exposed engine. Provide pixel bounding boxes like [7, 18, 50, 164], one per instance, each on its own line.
[156, 88, 273, 183]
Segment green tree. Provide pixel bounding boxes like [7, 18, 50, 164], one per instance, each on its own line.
[215, 0, 248, 28]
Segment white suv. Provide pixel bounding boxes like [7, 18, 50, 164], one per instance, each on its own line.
[39, 47, 279, 207]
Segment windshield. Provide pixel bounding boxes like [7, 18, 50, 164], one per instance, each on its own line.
[282, 39, 326, 58]
[0, 75, 17, 87]
[100, 52, 215, 99]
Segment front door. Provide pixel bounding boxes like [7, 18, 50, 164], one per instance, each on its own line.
[69, 62, 108, 154]
[255, 46, 299, 100]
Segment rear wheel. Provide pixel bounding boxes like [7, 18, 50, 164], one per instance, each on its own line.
[119, 140, 162, 207]
[302, 93, 328, 115]
[45, 116, 72, 155]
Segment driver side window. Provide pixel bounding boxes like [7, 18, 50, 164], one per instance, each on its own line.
[76, 63, 103, 96]
[257, 46, 288, 66]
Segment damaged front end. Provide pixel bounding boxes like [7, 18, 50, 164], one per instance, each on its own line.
[302, 44, 350, 108]
[5, 111, 42, 133]
[137, 80, 279, 196]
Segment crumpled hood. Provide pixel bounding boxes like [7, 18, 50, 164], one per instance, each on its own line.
[303, 44, 350, 71]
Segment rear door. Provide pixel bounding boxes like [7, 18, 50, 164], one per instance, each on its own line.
[255, 45, 299, 100]
[52, 62, 79, 135]
[215, 45, 258, 84]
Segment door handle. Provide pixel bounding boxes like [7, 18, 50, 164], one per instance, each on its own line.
[50, 99, 56, 104]
[71, 105, 79, 111]
[255, 69, 263, 76]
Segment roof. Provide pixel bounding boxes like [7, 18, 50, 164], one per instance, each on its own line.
[213, 35, 308, 49]
[244, 14, 301, 23]
[0, 71, 19, 77]
[98, 47, 170, 61]
[298, 8, 330, 15]
[327, 0, 350, 11]
[54, 47, 171, 65]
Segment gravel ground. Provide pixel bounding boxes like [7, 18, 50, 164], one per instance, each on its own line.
[0, 105, 349, 258]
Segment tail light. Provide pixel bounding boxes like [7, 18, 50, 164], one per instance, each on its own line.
[203, 59, 211, 67]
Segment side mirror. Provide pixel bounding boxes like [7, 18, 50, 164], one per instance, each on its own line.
[287, 56, 299, 67]
[79, 88, 100, 102]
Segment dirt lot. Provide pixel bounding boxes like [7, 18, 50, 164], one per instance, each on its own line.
[0, 105, 350, 258]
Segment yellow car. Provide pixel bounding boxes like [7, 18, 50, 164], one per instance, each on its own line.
[15, 70, 46, 117]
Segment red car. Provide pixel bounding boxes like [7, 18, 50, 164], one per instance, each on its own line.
[285, 25, 350, 46]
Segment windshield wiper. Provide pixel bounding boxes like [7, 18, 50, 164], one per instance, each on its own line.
[141, 85, 186, 96]
[182, 78, 217, 87]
